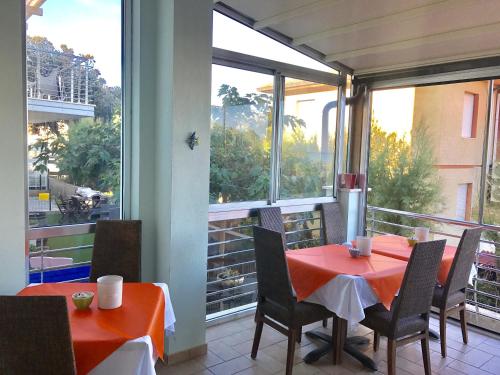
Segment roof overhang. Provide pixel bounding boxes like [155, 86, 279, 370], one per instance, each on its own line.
[26, 0, 46, 19]
[215, 0, 500, 79]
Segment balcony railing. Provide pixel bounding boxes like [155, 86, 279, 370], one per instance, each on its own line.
[367, 205, 500, 328]
[28, 224, 95, 283]
[206, 210, 322, 319]
[26, 47, 94, 105]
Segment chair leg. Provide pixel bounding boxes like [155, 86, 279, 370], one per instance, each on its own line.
[286, 328, 297, 375]
[322, 318, 328, 327]
[387, 339, 396, 375]
[251, 312, 264, 359]
[297, 326, 302, 344]
[459, 302, 468, 344]
[373, 331, 380, 352]
[439, 309, 447, 358]
[421, 332, 431, 375]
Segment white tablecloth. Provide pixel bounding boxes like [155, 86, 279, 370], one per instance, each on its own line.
[303, 275, 379, 326]
[90, 282, 176, 375]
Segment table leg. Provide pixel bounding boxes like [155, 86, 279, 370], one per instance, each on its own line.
[303, 317, 377, 371]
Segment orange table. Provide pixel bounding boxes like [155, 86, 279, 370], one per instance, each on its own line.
[18, 283, 165, 374]
[366, 235, 457, 285]
[286, 244, 408, 309]
[286, 245, 408, 370]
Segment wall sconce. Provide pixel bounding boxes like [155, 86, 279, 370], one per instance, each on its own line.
[187, 131, 199, 150]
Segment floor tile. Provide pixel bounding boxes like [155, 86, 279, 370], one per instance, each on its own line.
[209, 356, 256, 375]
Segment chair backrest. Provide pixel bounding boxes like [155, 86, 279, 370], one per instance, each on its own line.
[320, 202, 346, 244]
[253, 226, 294, 308]
[0, 296, 76, 374]
[90, 220, 142, 282]
[257, 207, 286, 238]
[391, 239, 446, 322]
[444, 227, 482, 297]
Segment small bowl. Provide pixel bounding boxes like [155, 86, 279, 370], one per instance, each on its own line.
[349, 248, 361, 258]
[407, 238, 418, 247]
[72, 291, 94, 310]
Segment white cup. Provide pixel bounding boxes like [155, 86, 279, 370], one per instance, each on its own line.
[356, 236, 372, 256]
[414, 227, 430, 242]
[97, 275, 123, 309]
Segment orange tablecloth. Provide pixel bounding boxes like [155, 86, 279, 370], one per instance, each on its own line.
[18, 283, 165, 375]
[364, 235, 456, 285]
[286, 245, 408, 309]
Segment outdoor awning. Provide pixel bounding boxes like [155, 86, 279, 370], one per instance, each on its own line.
[215, 0, 500, 76]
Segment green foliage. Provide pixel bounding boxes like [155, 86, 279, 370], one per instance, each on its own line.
[209, 124, 270, 203]
[368, 119, 443, 235]
[56, 115, 121, 197]
[210, 85, 333, 203]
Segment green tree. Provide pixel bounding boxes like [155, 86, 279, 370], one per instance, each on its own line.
[368, 119, 443, 235]
[56, 115, 121, 197]
[210, 85, 331, 203]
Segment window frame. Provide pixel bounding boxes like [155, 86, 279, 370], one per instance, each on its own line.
[209, 48, 346, 213]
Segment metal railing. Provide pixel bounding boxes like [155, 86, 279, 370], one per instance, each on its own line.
[206, 210, 322, 318]
[367, 205, 500, 322]
[28, 224, 96, 284]
[26, 47, 94, 105]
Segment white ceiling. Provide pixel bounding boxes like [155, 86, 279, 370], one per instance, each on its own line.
[216, 0, 500, 75]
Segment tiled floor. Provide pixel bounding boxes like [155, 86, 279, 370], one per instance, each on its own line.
[157, 314, 500, 375]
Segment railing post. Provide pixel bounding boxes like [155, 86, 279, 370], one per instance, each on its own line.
[85, 61, 89, 105]
[36, 52, 41, 99]
[70, 69, 74, 103]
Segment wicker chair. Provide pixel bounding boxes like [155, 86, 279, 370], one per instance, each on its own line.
[320, 202, 346, 245]
[0, 296, 76, 374]
[257, 207, 286, 238]
[361, 240, 446, 375]
[432, 227, 482, 357]
[89, 220, 142, 282]
[251, 226, 334, 375]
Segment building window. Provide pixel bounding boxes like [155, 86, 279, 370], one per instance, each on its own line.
[456, 183, 473, 221]
[462, 92, 478, 138]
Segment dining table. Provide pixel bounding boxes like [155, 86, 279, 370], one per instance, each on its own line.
[286, 244, 409, 370]
[359, 234, 457, 285]
[17, 282, 176, 375]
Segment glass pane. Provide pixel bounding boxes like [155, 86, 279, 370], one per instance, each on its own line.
[279, 78, 338, 200]
[368, 81, 489, 235]
[213, 12, 335, 74]
[484, 88, 500, 228]
[210, 65, 274, 204]
[26, 0, 122, 228]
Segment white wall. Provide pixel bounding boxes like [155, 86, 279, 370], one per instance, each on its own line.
[128, 0, 212, 355]
[0, 0, 28, 294]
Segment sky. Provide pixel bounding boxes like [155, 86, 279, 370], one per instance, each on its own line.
[372, 88, 415, 140]
[27, 0, 122, 87]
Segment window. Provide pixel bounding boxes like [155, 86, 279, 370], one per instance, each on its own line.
[462, 92, 478, 138]
[369, 81, 488, 227]
[456, 183, 472, 221]
[25, 0, 123, 283]
[213, 12, 335, 74]
[209, 64, 341, 206]
[279, 78, 337, 200]
[210, 65, 273, 204]
[26, 0, 122, 229]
